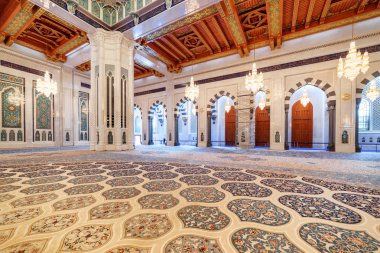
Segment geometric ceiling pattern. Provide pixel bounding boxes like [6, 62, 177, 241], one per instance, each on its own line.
[0, 1, 88, 62]
[139, 0, 380, 73]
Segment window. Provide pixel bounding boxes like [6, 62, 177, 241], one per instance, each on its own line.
[358, 99, 369, 131]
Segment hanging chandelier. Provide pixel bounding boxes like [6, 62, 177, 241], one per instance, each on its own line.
[185, 0, 199, 13]
[185, 76, 199, 101]
[245, 63, 264, 93]
[36, 71, 58, 97]
[224, 99, 232, 113]
[366, 81, 379, 102]
[258, 95, 266, 110]
[7, 90, 24, 106]
[300, 88, 310, 107]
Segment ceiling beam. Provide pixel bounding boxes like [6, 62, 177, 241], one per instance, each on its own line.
[147, 42, 177, 66]
[291, 0, 300, 32]
[266, 0, 283, 50]
[357, 0, 369, 13]
[217, 0, 249, 57]
[161, 37, 188, 61]
[155, 39, 182, 63]
[305, 0, 316, 28]
[198, 20, 221, 53]
[210, 16, 230, 50]
[0, 0, 27, 32]
[167, 34, 196, 60]
[190, 24, 213, 54]
[320, 0, 331, 24]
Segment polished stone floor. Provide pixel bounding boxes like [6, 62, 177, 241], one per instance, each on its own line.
[0, 146, 379, 252]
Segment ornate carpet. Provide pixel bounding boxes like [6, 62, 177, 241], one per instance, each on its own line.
[0, 159, 379, 252]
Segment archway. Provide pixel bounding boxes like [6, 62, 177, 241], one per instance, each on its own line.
[255, 91, 270, 147]
[175, 99, 197, 146]
[358, 77, 380, 152]
[211, 96, 236, 146]
[134, 106, 142, 145]
[148, 102, 167, 145]
[288, 85, 329, 150]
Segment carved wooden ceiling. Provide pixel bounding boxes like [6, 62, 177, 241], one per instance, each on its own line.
[0, 0, 88, 62]
[75, 60, 165, 80]
[139, 0, 380, 73]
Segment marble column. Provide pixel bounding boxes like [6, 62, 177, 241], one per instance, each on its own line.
[174, 114, 180, 146]
[355, 98, 361, 152]
[148, 116, 154, 145]
[284, 107, 289, 150]
[88, 29, 135, 151]
[237, 90, 252, 148]
[327, 100, 336, 151]
[207, 111, 212, 147]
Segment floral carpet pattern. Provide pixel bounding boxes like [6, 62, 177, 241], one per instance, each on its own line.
[0, 157, 378, 252]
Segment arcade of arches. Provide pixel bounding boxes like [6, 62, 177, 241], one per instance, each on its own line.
[0, 0, 380, 252]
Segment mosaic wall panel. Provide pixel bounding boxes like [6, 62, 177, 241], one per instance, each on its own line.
[33, 81, 54, 142]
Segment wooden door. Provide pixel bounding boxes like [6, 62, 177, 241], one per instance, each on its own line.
[225, 106, 236, 146]
[291, 101, 313, 148]
[255, 107, 270, 146]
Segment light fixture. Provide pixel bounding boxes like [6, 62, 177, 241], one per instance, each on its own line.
[36, 71, 58, 97]
[366, 81, 379, 102]
[185, 76, 199, 101]
[7, 90, 24, 106]
[39, 0, 55, 9]
[224, 99, 232, 113]
[245, 39, 264, 93]
[66, 0, 78, 14]
[185, 0, 199, 13]
[337, 24, 369, 81]
[300, 87, 310, 107]
[258, 95, 266, 110]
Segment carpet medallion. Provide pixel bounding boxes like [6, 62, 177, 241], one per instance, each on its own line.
[165, 235, 223, 253]
[29, 214, 78, 234]
[102, 187, 141, 200]
[124, 214, 172, 239]
[180, 187, 225, 203]
[89, 202, 132, 219]
[177, 205, 230, 230]
[221, 182, 272, 197]
[138, 193, 179, 209]
[142, 180, 182, 192]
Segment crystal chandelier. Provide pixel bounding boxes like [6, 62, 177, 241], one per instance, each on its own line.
[258, 95, 266, 110]
[366, 81, 379, 102]
[185, 0, 199, 13]
[245, 63, 264, 93]
[7, 90, 24, 106]
[185, 76, 199, 101]
[300, 88, 310, 107]
[224, 99, 232, 113]
[36, 71, 58, 97]
[337, 24, 369, 81]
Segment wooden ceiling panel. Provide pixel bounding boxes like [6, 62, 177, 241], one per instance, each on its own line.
[282, 0, 295, 29]
[296, 0, 311, 26]
[329, 0, 359, 14]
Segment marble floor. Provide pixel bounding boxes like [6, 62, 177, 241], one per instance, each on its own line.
[0, 146, 379, 252]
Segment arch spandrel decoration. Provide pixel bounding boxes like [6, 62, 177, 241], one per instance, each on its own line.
[358, 71, 380, 100]
[148, 100, 167, 118]
[174, 97, 198, 117]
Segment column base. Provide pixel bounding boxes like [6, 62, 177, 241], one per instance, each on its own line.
[355, 144, 361, 153]
[148, 141, 154, 145]
[174, 142, 180, 146]
[284, 144, 289, 150]
[327, 144, 335, 152]
[95, 144, 106, 151]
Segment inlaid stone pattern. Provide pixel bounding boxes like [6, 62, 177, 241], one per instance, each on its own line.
[261, 179, 324, 194]
[302, 177, 380, 195]
[246, 170, 297, 179]
[279, 195, 362, 224]
[124, 214, 172, 239]
[60, 225, 112, 251]
[103, 164, 139, 170]
[53, 196, 97, 211]
[175, 167, 211, 175]
[29, 214, 78, 234]
[232, 228, 304, 253]
[0, 185, 21, 193]
[299, 223, 380, 253]
[1, 239, 47, 253]
[165, 235, 223, 253]
[140, 164, 173, 171]
[22, 175, 68, 185]
[11, 193, 58, 207]
[108, 169, 142, 177]
[102, 187, 141, 200]
[106, 177, 144, 187]
[68, 175, 108, 185]
[20, 183, 66, 195]
[138, 194, 179, 209]
[179, 175, 218, 186]
[333, 193, 380, 218]
[90, 202, 132, 219]
[0, 208, 42, 225]
[180, 187, 225, 203]
[222, 182, 272, 197]
[142, 180, 182, 192]
[228, 199, 290, 226]
[62, 164, 101, 170]
[64, 184, 104, 195]
[106, 246, 150, 253]
[213, 171, 256, 181]
[143, 171, 178, 180]
[177, 205, 230, 230]
[20, 170, 64, 178]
